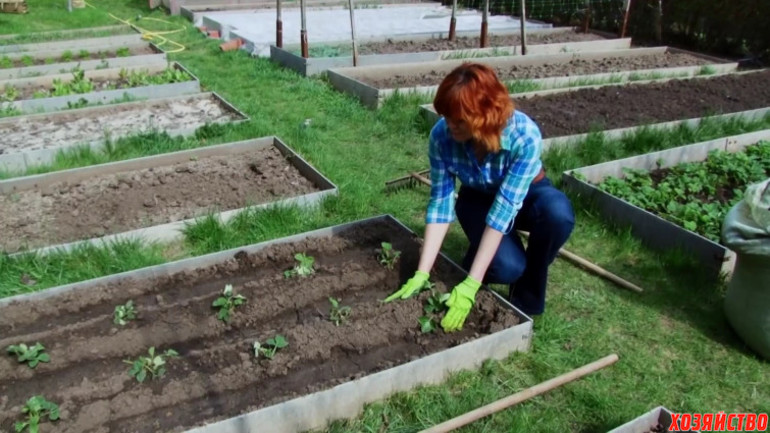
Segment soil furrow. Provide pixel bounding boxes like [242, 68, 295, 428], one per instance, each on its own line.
[362, 51, 712, 88]
[515, 69, 770, 138]
[0, 146, 321, 253]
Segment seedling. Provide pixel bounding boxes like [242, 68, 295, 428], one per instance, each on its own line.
[377, 242, 401, 270]
[14, 395, 60, 433]
[7, 343, 50, 369]
[78, 49, 90, 59]
[211, 284, 247, 323]
[284, 253, 315, 278]
[424, 290, 450, 314]
[328, 297, 351, 326]
[21, 55, 34, 66]
[116, 47, 130, 57]
[124, 347, 179, 383]
[114, 300, 137, 326]
[253, 335, 288, 360]
[418, 316, 439, 333]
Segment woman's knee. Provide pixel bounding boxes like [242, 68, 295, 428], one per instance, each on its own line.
[486, 248, 526, 284]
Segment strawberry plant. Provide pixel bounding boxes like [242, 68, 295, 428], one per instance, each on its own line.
[78, 49, 90, 59]
[0, 56, 12, 68]
[598, 142, 770, 242]
[328, 297, 352, 326]
[7, 343, 50, 369]
[212, 284, 247, 323]
[124, 347, 179, 383]
[424, 290, 450, 315]
[2, 85, 19, 102]
[377, 242, 401, 270]
[253, 335, 288, 360]
[60, 50, 73, 62]
[20, 55, 34, 66]
[418, 316, 439, 333]
[114, 300, 137, 326]
[116, 47, 130, 57]
[284, 253, 315, 278]
[418, 285, 449, 333]
[14, 395, 60, 433]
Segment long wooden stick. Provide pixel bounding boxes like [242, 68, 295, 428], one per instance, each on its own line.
[620, 0, 632, 38]
[518, 231, 644, 293]
[448, 0, 457, 41]
[420, 354, 620, 433]
[519, 0, 527, 55]
[276, 0, 283, 48]
[348, 0, 358, 66]
[480, 0, 489, 48]
[400, 173, 643, 293]
[300, 0, 308, 58]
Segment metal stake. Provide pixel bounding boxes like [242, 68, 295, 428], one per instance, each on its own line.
[519, 0, 527, 55]
[300, 0, 308, 58]
[276, 0, 283, 48]
[480, 0, 489, 48]
[348, 0, 358, 66]
[448, 0, 457, 41]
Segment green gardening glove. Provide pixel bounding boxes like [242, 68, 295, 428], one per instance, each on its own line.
[441, 276, 481, 332]
[383, 271, 430, 302]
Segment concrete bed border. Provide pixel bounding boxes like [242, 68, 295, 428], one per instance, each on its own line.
[3, 136, 339, 257]
[0, 25, 134, 42]
[561, 128, 770, 278]
[326, 46, 736, 108]
[2, 61, 201, 115]
[607, 406, 700, 433]
[0, 214, 533, 432]
[181, 0, 437, 21]
[0, 42, 168, 80]
[0, 33, 144, 55]
[0, 91, 250, 172]
[270, 27, 631, 76]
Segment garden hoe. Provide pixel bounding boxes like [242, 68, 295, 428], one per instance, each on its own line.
[384, 171, 644, 293]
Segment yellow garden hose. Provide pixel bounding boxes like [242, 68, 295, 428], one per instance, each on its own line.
[84, 0, 187, 53]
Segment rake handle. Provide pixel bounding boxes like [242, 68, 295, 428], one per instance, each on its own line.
[419, 354, 620, 433]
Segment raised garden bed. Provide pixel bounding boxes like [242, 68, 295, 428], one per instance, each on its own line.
[420, 71, 770, 149]
[0, 214, 532, 433]
[0, 43, 166, 80]
[270, 27, 630, 76]
[608, 406, 699, 433]
[0, 136, 337, 254]
[562, 129, 770, 278]
[0, 25, 136, 45]
[0, 61, 201, 115]
[0, 33, 143, 55]
[0, 92, 249, 172]
[326, 47, 735, 108]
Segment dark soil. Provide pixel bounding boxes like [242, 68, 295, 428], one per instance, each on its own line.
[516, 70, 770, 138]
[361, 51, 710, 88]
[0, 218, 521, 433]
[0, 46, 157, 69]
[645, 423, 665, 432]
[357, 30, 605, 55]
[0, 146, 321, 252]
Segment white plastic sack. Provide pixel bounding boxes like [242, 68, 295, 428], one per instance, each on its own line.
[722, 178, 770, 359]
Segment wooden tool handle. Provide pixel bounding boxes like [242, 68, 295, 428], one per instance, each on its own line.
[420, 354, 620, 433]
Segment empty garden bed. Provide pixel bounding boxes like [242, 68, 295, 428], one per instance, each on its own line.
[0, 215, 530, 433]
[515, 70, 770, 138]
[327, 47, 734, 107]
[0, 92, 247, 172]
[0, 137, 336, 253]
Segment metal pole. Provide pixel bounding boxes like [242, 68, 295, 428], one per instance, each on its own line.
[348, 0, 358, 66]
[480, 0, 489, 48]
[620, 0, 632, 38]
[276, 0, 283, 48]
[448, 0, 457, 41]
[519, 0, 527, 55]
[300, 0, 308, 58]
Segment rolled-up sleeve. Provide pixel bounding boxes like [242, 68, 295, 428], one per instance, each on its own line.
[486, 124, 542, 234]
[425, 124, 456, 224]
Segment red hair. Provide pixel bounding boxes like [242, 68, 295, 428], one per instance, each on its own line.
[433, 63, 514, 155]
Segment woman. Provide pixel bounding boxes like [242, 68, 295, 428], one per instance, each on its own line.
[384, 63, 575, 331]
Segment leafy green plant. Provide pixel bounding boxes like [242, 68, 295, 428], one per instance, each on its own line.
[124, 347, 179, 383]
[598, 142, 770, 242]
[212, 284, 247, 323]
[60, 50, 73, 62]
[377, 242, 401, 270]
[114, 300, 137, 326]
[0, 56, 12, 68]
[418, 316, 439, 333]
[253, 335, 288, 360]
[328, 297, 351, 326]
[116, 47, 130, 57]
[14, 396, 60, 433]
[424, 290, 450, 315]
[78, 49, 90, 59]
[418, 285, 450, 333]
[284, 253, 315, 278]
[2, 85, 19, 102]
[20, 55, 34, 66]
[6, 343, 50, 368]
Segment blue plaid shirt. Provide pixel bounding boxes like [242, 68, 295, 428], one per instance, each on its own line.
[426, 110, 543, 234]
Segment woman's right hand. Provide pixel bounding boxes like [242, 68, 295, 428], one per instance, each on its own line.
[383, 271, 430, 302]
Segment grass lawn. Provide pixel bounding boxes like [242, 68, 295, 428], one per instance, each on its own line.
[0, 1, 767, 431]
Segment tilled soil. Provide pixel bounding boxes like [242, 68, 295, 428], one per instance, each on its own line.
[0, 218, 521, 433]
[0, 46, 157, 69]
[357, 30, 606, 55]
[0, 94, 240, 154]
[362, 51, 711, 88]
[0, 146, 320, 252]
[516, 70, 770, 138]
